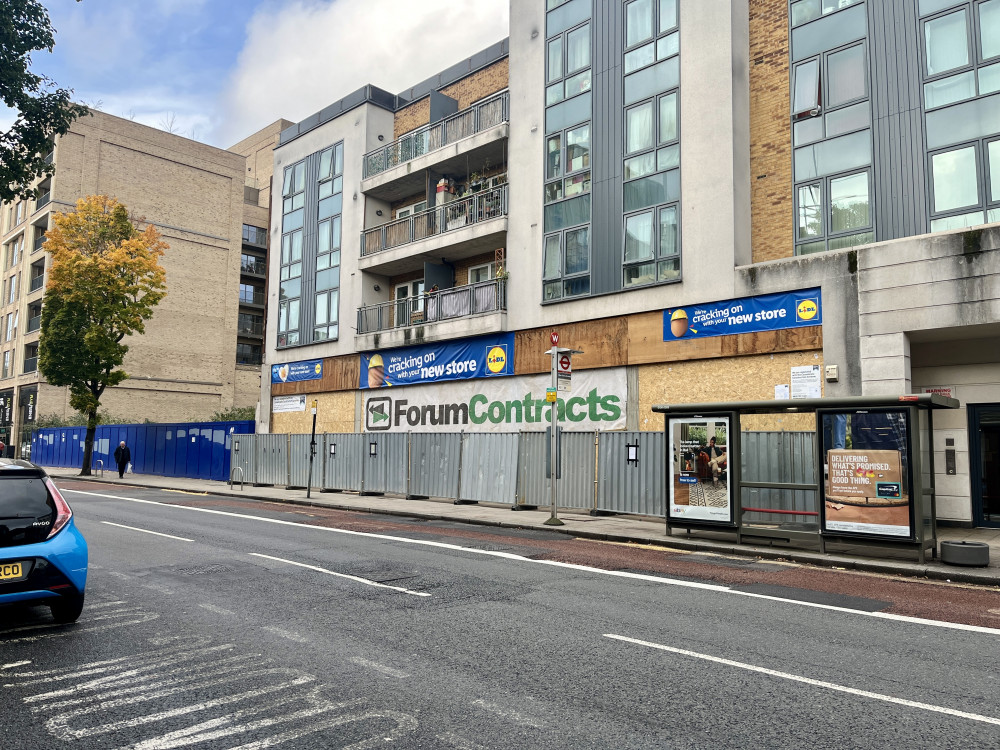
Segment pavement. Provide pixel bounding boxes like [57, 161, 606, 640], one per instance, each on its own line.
[44, 466, 1000, 587]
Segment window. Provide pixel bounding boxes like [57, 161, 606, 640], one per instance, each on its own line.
[396, 201, 427, 219]
[542, 227, 590, 300]
[546, 22, 591, 107]
[239, 283, 261, 304]
[395, 281, 425, 326]
[795, 169, 873, 254]
[277, 299, 299, 347]
[925, 9, 970, 77]
[4, 314, 12, 342]
[623, 206, 679, 287]
[790, 0, 864, 27]
[921, 2, 1000, 109]
[314, 290, 339, 341]
[8, 274, 17, 304]
[281, 161, 305, 232]
[236, 343, 262, 366]
[469, 263, 495, 284]
[932, 145, 979, 212]
[927, 140, 1000, 229]
[238, 312, 263, 336]
[1, 350, 8, 379]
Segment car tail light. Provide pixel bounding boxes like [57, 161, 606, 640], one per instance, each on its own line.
[43, 478, 73, 539]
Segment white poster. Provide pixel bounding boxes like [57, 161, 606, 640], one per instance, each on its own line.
[272, 395, 307, 413]
[790, 365, 822, 399]
[363, 368, 627, 433]
[668, 417, 733, 524]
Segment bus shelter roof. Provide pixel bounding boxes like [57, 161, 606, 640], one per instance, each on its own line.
[651, 394, 959, 416]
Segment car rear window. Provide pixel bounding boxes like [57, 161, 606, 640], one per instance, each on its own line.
[0, 476, 54, 520]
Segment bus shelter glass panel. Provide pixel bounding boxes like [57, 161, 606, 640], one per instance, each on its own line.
[668, 416, 734, 525]
[819, 408, 914, 540]
[740, 417, 819, 530]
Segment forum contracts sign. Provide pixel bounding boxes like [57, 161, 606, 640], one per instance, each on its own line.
[364, 368, 627, 433]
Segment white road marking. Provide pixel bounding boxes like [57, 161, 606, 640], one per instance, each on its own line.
[2, 660, 32, 670]
[470, 698, 543, 728]
[261, 626, 310, 644]
[198, 603, 235, 616]
[63, 488, 1000, 635]
[349, 657, 409, 679]
[100, 521, 193, 542]
[139, 583, 175, 596]
[249, 553, 430, 597]
[1, 608, 159, 645]
[436, 731, 487, 750]
[605, 633, 1000, 727]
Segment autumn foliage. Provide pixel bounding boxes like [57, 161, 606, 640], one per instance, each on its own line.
[39, 195, 167, 475]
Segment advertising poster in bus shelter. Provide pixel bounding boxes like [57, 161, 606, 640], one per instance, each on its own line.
[668, 416, 733, 524]
[821, 410, 913, 539]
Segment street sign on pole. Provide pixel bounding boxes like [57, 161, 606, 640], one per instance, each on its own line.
[550, 331, 559, 346]
[557, 353, 572, 392]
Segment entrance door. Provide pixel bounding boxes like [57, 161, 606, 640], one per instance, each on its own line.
[969, 404, 1000, 527]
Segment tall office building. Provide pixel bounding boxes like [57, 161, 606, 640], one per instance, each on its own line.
[261, 0, 997, 529]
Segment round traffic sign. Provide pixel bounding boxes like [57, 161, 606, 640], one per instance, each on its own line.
[559, 355, 571, 372]
[550, 331, 559, 346]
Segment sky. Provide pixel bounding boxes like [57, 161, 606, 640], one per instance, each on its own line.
[4, 0, 510, 148]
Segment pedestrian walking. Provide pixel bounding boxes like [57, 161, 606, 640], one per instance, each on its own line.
[114, 440, 131, 479]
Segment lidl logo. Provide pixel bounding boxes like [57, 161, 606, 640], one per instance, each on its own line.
[314, 363, 322, 374]
[796, 298, 819, 322]
[366, 397, 391, 431]
[486, 345, 507, 374]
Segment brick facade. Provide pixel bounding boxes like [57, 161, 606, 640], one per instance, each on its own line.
[749, 0, 794, 263]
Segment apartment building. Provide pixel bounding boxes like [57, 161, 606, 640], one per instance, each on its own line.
[264, 0, 999, 528]
[0, 110, 286, 454]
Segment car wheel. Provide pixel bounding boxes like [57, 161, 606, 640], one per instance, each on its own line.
[49, 594, 84, 624]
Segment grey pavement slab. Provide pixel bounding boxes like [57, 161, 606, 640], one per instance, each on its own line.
[44, 466, 1000, 587]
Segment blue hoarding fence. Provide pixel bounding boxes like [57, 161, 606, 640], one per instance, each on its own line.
[30, 420, 254, 482]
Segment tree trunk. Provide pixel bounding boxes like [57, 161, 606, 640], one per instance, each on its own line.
[79, 409, 98, 476]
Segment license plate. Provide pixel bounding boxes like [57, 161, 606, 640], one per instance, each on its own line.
[0, 562, 25, 582]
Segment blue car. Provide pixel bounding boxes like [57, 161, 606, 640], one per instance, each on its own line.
[0, 459, 88, 623]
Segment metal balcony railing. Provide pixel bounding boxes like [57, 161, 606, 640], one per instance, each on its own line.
[33, 235, 46, 253]
[361, 185, 508, 257]
[241, 259, 266, 275]
[34, 192, 51, 211]
[237, 319, 264, 336]
[29, 275, 44, 293]
[362, 91, 509, 178]
[357, 278, 507, 335]
[242, 224, 268, 247]
[43, 151, 54, 164]
[26, 315, 40, 333]
[239, 289, 265, 306]
[23, 357, 37, 374]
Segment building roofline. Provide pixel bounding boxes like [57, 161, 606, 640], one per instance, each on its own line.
[278, 38, 510, 149]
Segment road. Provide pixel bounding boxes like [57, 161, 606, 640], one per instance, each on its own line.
[2, 481, 1000, 749]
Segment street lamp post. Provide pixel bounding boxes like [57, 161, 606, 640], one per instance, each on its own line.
[307, 399, 317, 498]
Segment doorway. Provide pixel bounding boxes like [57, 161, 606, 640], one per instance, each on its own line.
[969, 404, 1000, 527]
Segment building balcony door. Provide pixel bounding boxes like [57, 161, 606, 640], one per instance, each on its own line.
[969, 404, 1000, 528]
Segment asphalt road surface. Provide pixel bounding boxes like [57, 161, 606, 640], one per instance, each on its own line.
[2, 481, 1000, 749]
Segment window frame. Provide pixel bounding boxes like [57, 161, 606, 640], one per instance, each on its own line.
[621, 203, 682, 288]
[545, 20, 593, 108]
[793, 168, 874, 255]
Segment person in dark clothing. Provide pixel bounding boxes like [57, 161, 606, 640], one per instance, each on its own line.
[114, 440, 131, 478]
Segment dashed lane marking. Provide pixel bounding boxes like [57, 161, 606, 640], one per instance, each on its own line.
[249, 553, 430, 597]
[101, 521, 194, 542]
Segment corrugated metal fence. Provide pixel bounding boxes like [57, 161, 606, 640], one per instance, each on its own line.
[231, 430, 814, 520]
[32, 421, 254, 482]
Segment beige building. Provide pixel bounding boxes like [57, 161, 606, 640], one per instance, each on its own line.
[0, 110, 288, 453]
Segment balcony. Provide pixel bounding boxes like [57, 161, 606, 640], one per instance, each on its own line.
[356, 278, 507, 348]
[33, 235, 46, 253]
[241, 258, 266, 276]
[237, 318, 264, 336]
[361, 91, 509, 202]
[26, 315, 40, 333]
[43, 151, 53, 165]
[34, 191, 51, 212]
[29, 275, 44, 293]
[23, 357, 37, 374]
[239, 289, 265, 306]
[360, 185, 508, 275]
[242, 224, 268, 248]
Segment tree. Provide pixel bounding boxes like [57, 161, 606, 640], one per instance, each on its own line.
[39, 195, 167, 475]
[1, 0, 89, 202]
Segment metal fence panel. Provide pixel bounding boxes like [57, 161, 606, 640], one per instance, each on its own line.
[255, 433, 288, 486]
[383, 433, 409, 495]
[230, 433, 256, 484]
[460, 433, 519, 504]
[740, 431, 817, 525]
[597, 431, 665, 516]
[288, 434, 313, 487]
[359, 433, 407, 494]
[515, 431, 596, 510]
[409, 433, 462, 498]
[323, 434, 365, 492]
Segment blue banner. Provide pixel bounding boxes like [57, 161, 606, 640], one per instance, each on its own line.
[663, 288, 821, 340]
[271, 359, 323, 384]
[361, 334, 514, 389]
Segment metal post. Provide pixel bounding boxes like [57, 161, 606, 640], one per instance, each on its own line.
[545, 347, 563, 526]
[307, 400, 317, 498]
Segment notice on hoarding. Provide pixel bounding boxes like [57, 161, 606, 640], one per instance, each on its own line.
[272, 395, 307, 413]
[362, 368, 625, 433]
[824, 448, 911, 538]
[790, 365, 822, 399]
[667, 417, 733, 525]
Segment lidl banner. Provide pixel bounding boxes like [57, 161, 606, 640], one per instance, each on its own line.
[363, 368, 627, 433]
[663, 288, 821, 340]
[360, 334, 514, 389]
[272, 359, 323, 384]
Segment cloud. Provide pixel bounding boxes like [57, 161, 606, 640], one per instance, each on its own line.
[213, 0, 509, 147]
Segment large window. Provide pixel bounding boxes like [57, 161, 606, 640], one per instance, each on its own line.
[621, 0, 680, 287]
[795, 170, 873, 253]
[278, 159, 305, 348]
[543, 4, 592, 301]
[921, 1, 1000, 229]
[315, 143, 343, 342]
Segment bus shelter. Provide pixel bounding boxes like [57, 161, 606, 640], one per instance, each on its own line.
[652, 394, 959, 563]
